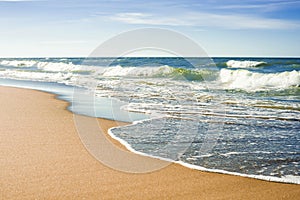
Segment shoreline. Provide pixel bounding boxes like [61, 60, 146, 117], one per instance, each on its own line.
[107, 126, 300, 184]
[4, 83, 299, 184]
[0, 85, 299, 199]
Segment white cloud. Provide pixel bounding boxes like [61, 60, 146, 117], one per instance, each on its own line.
[111, 13, 190, 26]
[110, 12, 300, 30]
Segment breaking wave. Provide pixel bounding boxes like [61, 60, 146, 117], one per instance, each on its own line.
[220, 68, 300, 91]
[1, 59, 300, 92]
[0, 59, 219, 81]
[0, 60, 38, 68]
[0, 70, 74, 83]
[226, 60, 267, 68]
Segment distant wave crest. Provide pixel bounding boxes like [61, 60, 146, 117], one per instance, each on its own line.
[0, 60, 38, 68]
[226, 60, 267, 68]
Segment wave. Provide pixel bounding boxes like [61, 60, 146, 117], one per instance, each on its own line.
[0, 60, 38, 68]
[2, 59, 299, 90]
[169, 68, 218, 81]
[99, 65, 173, 77]
[226, 60, 267, 68]
[36, 61, 83, 72]
[0, 70, 74, 83]
[99, 66, 218, 81]
[0, 60, 219, 81]
[220, 69, 300, 91]
[0, 60, 96, 72]
[36, 62, 217, 81]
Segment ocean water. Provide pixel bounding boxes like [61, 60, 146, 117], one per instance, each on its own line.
[0, 57, 299, 183]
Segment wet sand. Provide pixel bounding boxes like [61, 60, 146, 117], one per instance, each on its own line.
[0, 86, 299, 199]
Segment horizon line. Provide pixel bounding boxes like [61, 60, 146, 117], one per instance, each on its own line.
[0, 56, 299, 59]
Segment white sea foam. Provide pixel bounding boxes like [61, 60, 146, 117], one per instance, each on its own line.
[220, 69, 300, 91]
[36, 62, 174, 76]
[36, 62, 83, 72]
[177, 161, 300, 184]
[1, 60, 176, 77]
[0, 60, 99, 73]
[0, 60, 38, 67]
[99, 65, 173, 77]
[0, 70, 74, 83]
[108, 126, 300, 184]
[226, 60, 267, 68]
[0, 64, 176, 91]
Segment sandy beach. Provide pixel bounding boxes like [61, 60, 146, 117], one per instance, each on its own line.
[0, 86, 299, 199]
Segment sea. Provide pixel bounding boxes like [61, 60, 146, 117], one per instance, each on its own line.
[0, 57, 299, 184]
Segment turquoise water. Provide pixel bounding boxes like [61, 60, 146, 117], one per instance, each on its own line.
[0, 57, 299, 183]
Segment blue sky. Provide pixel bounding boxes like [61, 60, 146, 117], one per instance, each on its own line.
[0, 0, 300, 57]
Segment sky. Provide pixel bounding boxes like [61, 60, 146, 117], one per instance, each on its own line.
[0, 0, 300, 57]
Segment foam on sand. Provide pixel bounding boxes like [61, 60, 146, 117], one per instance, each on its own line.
[108, 125, 300, 184]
